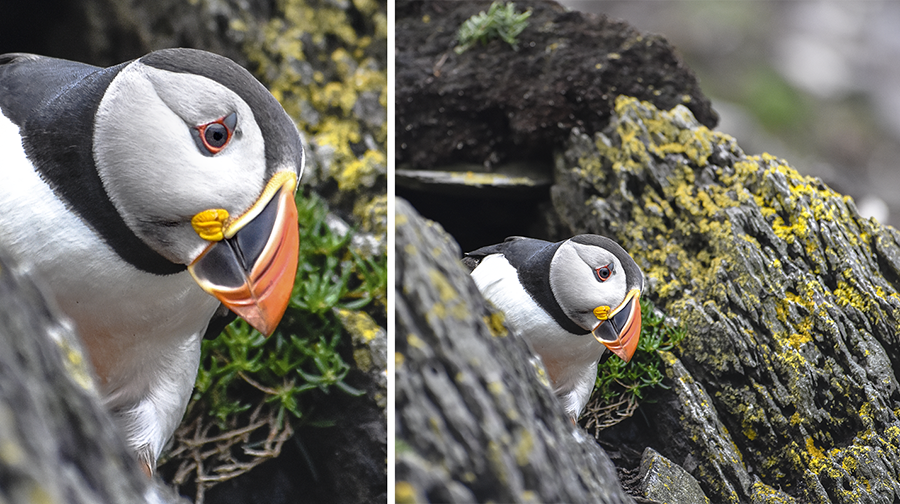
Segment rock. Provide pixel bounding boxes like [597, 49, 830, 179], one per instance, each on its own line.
[0, 252, 177, 503]
[396, 0, 716, 172]
[553, 95, 900, 503]
[395, 197, 633, 503]
[639, 447, 709, 503]
[396, 160, 552, 198]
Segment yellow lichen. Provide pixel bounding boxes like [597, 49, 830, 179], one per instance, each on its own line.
[337, 149, 387, 191]
[395, 481, 418, 504]
[514, 432, 534, 466]
[425, 269, 468, 321]
[483, 311, 508, 337]
[806, 437, 826, 470]
[407, 334, 426, 349]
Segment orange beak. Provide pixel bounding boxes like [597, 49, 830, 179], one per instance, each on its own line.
[188, 172, 299, 336]
[593, 289, 642, 362]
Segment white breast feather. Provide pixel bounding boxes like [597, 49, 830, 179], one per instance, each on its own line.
[472, 254, 605, 419]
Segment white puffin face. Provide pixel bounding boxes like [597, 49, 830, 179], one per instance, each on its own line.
[548, 240, 630, 333]
[93, 61, 269, 264]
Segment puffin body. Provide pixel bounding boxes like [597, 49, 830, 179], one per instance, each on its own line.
[466, 235, 643, 420]
[0, 49, 304, 472]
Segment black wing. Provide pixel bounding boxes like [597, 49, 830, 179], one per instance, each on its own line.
[462, 236, 553, 271]
[0, 53, 102, 125]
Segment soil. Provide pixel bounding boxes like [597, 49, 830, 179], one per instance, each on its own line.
[396, 0, 716, 172]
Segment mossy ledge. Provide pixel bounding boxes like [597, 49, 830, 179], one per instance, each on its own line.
[554, 95, 900, 503]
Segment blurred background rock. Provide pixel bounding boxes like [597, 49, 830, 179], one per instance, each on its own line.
[561, 0, 900, 227]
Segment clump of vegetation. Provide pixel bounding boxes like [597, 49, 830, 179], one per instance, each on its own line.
[581, 297, 686, 434]
[160, 190, 386, 502]
[455, 1, 532, 54]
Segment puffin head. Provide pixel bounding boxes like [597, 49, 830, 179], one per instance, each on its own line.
[548, 235, 643, 362]
[92, 48, 303, 335]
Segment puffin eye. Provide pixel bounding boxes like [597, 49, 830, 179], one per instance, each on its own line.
[193, 112, 237, 155]
[594, 263, 614, 282]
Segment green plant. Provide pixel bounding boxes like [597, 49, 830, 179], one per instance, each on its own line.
[581, 297, 686, 433]
[455, 1, 532, 54]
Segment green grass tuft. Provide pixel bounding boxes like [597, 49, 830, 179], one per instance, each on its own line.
[455, 1, 532, 54]
[581, 297, 686, 434]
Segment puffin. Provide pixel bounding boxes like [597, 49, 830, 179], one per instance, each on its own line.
[0, 48, 303, 474]
[464, 235, 643, 420]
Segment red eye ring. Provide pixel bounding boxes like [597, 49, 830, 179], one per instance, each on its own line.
[194, 112, 237, 155]
[595, 263, 614, 282]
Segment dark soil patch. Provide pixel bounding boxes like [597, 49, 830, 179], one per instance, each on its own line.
[396, 0, 717, 251]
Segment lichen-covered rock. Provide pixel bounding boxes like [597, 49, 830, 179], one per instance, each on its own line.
[639, 446, 710, 503]
[395, 198, 633, 503]
[553, 95, 900, 503]
[641, 351, 749, 502]
[239, 0, 387, 231]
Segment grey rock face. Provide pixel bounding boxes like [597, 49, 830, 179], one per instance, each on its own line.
[0, 253, 173, 503]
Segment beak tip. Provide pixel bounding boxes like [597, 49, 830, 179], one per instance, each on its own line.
[251, 321, 278, 337]
[616, 349, 634, 363]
